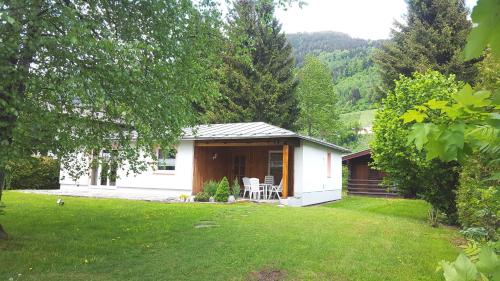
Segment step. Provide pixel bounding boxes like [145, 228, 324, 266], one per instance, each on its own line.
[348, 179, 382, 183]
[347, 183, 386, 188]
[347, 191, 400, 198]
[347, 187, 391, 192]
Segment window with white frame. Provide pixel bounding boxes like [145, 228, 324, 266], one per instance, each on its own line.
[157, 148, 177, 171]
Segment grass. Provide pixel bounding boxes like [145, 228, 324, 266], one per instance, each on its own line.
[340, 109, 376, 128]
[0, 192, 460, 281]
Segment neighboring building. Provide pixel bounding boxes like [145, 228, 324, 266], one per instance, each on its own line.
[60, 122, 350, 206]
[342, 149, 398, 197]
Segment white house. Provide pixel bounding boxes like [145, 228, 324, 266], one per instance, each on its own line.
[60, 122, 350, 206]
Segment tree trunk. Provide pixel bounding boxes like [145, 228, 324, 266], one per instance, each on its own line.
[0, 169, 4, 202]
[0, 169, 7, 240]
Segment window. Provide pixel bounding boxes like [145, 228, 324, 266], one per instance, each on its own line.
[158, 148, 176, 171]
[268, 151, 283, 184]
[90, 150, 117, 186]
[327, 152, 332, 178]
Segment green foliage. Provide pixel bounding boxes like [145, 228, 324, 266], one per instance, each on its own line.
[203, 180, 219, 197]
[428, 207, 441, 228]
[463, 0, 500, 59]
[456, 154, 499, 240]
[214, 177, 230, 202]
[319, 47, 382, 109]
[5, 157, 59, 190]
[194, 192, 210, 202]
[461, 228, 490, 242]
[231, 178, 241, 197]
[288, 32, 383, 111]
[372, 71, 462, 221]
[287, 31, 379, 66]
[374, 0, 478, 93]
[207, 0, 298, 129]
[438, 245, 500, 281]
[296, 56, 340, 140]
[404, 84, 499, 163]
[0, 0, 223, 185]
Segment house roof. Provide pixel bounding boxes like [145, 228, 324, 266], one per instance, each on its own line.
[341, 149, 371, 161]
[182, 122, 350, 153]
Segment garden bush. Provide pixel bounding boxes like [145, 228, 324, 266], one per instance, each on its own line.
[6, 156, 60, 190]
[203, 180, 218, 196]
[194, 192, 210, 202]
[231, 177, 240, 197]
[457, 154, 499, 240]
[372, 71, 462, 223]
[214, 177, 230, 202]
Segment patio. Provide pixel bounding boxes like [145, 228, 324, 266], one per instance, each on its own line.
[192, 138, 296, 199]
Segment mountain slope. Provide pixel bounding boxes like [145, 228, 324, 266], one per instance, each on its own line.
[287, 32, 384, 112]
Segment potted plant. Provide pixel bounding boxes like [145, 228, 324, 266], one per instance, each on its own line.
[179, 194, 189, 202]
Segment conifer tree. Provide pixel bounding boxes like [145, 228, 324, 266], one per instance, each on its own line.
[374, 0, 479, 96]
[209, 0, 298, 129]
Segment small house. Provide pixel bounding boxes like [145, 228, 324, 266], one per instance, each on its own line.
[60, 122, 350, 206]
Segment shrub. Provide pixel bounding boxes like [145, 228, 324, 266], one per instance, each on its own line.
[457, 154, 499, 240]
[231, 177, 240, 197]
[372, 71, 462, 222]
[203, 180, 218, 196]
[214, 177, 230, 202]
[194, 192, 210, 202]
[438, 242, 500, 281]
[6, 156, 60, 190]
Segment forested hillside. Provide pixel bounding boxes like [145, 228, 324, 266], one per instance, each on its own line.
[287, 32, 384, 113]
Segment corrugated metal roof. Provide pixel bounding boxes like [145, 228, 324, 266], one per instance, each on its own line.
[182, 122, 350, 153]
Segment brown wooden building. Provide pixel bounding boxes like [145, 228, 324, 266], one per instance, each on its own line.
[342, 149, 398, 197]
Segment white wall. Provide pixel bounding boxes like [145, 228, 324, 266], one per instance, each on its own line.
[60, 140, 195, 198]
[289, 140, 342, 206]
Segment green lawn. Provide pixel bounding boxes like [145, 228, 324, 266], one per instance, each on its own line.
[0, 192, 460, 281]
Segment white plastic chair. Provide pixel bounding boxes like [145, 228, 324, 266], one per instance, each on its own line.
[242, 177, 251, 198]
[249, 178, 263, 200]
[264, 175, 274, 199]
[269, 179, 283, 200]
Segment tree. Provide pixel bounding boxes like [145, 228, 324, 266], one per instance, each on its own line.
[296, 56, 339, 140]
[372, 71, 463, 222]
[0, 0, 222, 237]
[373, 0, 478, 95]
[207, 0, 299, 129]
[402, 0, 500, 171]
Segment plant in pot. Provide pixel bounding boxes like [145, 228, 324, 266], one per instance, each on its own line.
[228, 177, 240, 203]
[214, 177, 230, 202]
[179, 194, 189, 202]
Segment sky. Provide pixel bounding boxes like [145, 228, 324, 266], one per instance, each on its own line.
[273, 0, 478, 40]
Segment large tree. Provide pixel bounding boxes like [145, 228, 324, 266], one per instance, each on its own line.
[0, 0, 222, 236]
[373, 0, 478, 95]
[296, 56, 339, 140]
[207, 0, 299, 129]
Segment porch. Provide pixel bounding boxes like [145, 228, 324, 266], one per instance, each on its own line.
[192, 138, 296, 198]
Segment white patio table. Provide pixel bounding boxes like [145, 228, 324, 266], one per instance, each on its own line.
[259, 183, 272, 200]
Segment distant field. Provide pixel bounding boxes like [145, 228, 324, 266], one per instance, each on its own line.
[340, 109, 376, 128]
[340, 109, 376, 152]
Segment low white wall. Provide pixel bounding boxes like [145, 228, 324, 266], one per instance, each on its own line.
[60, 140, 195, 199]
[289, 140, 343, 206]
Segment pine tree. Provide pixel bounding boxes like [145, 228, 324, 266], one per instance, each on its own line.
[374, 0, 479, 96]
[208, 0, 298, 129]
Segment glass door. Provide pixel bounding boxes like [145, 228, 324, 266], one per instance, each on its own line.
[268, 151, 283, 185]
